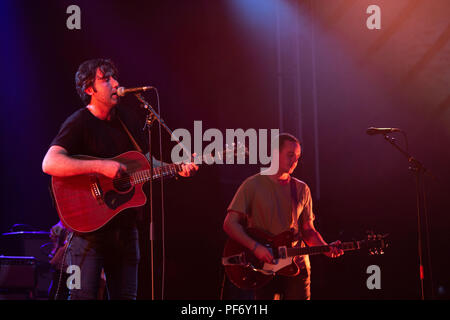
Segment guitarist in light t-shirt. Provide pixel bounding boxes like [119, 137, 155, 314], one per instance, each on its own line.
[223, 133, 343, 300]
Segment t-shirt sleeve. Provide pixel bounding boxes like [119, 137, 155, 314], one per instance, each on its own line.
[227, 178, 253, 216]
[50, 111, 85, 155]
[300, 183, 315, 225]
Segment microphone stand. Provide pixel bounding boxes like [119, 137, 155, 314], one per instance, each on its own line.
[133, 92, 190, 300]
[139, 94, 156, 301]
[134, 93, 191, 155]
[381, 133, 434, 300]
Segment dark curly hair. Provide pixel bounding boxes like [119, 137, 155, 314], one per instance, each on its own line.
[75, 58, 119, 105]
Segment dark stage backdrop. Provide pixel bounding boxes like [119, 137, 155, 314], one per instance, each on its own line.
[0, 0, 449, 299]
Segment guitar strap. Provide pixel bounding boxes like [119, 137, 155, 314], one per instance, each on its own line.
[290, 178, 301, 239]
[117, 115, 144, 153]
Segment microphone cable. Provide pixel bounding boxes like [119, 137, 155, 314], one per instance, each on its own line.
[154, 88, 167, 300]
[54, 232, 73, 300]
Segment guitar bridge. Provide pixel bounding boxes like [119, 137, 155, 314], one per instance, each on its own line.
[90, 177, 104, 204]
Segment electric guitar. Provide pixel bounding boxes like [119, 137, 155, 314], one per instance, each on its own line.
[222, 228, 388, 290]
[52, 144, 246, 233]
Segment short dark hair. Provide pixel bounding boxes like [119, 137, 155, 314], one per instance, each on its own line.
[75, 58, 118, 105]
[272, 133, 300, 151]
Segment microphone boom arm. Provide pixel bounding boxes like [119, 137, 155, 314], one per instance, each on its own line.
[133, 92, 191, 158]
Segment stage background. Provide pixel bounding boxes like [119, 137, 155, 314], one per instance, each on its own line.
[0, 0, 449, 299]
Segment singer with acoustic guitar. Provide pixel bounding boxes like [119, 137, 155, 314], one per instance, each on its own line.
[42, 58, 198, 299]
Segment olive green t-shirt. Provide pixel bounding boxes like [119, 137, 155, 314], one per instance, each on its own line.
[227, 173, 315, 269]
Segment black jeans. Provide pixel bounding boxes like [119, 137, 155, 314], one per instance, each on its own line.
[67, 226, 140, 300]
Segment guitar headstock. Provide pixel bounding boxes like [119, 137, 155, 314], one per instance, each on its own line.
[223, 142, 249, 163]
[362, 232, 389, 255]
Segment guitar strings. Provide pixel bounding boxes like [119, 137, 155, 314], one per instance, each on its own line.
[110, 164, 183, 187]
[109, 149, 234, 188]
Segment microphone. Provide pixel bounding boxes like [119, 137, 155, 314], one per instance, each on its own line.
[366, 127, 402, 135]
[116, 86, 154, 97]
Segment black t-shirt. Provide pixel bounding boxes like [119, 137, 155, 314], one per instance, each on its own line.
[51, 105, 148, 158]
[51, 105, 149, 232]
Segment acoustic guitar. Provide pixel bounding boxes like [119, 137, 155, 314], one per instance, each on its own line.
[52, 144, 245, 233]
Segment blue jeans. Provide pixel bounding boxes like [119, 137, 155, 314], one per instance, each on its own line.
[67, 226, 140, 300]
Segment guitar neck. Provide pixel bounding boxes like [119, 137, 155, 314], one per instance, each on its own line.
[287, 241, 361, 257]
[129, 152, 222, 184]
[129, 163, 182, 185]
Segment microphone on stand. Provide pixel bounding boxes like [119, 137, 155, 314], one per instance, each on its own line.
[116, 86, 154, 97]
[366, 127, 402, 135]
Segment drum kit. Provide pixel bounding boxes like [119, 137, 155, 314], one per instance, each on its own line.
[0, 226, 52, 300]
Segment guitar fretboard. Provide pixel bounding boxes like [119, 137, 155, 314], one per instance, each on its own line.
[129, 163, 182, 185]
[287, 241, 360, 257]
[128, 151, 228, 185]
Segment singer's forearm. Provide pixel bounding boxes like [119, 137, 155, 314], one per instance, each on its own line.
[42, 145, 103, 177]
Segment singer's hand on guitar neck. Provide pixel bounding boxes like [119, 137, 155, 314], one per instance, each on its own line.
[178, 153, 199, 178]
[178, 162, 199, 177]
